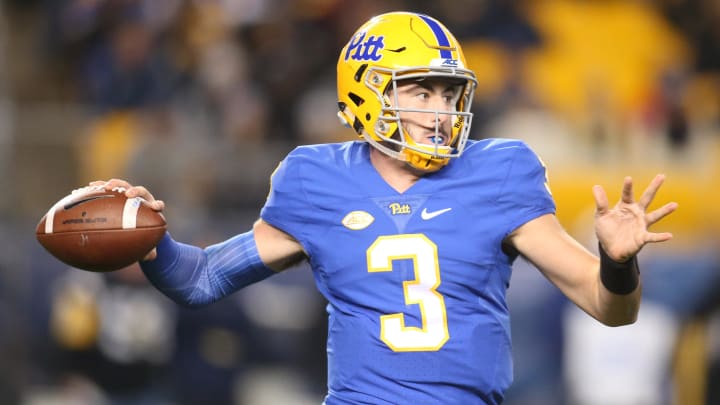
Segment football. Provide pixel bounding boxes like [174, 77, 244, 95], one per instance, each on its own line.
[36, 186, 167, 272]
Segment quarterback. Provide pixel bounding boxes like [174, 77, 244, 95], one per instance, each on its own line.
[95, 11, 677, 404]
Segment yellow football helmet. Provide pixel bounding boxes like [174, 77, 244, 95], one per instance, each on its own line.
[337, 12, 477, 172]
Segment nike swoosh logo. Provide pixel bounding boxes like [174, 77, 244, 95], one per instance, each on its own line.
[421, 207, 452, 220]
[63, 194, 114, 210]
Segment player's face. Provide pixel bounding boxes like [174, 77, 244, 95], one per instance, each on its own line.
[389, 79, 462, 147]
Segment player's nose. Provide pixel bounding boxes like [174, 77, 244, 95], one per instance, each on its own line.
[427, 93, 448, 110]
[424, 97, 451, 125]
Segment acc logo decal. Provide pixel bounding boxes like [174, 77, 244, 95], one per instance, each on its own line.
[430, 58, 464, 69]
[342, 210, 375, 230]
[344, 32, 385, 62]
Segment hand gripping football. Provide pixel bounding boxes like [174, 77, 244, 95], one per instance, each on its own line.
[36, 186, 167, 272]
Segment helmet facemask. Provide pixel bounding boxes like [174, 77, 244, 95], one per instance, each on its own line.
[361, 67, 476, 172]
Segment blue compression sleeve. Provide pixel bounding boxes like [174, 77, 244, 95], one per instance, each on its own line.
[139, 231, 276, 308]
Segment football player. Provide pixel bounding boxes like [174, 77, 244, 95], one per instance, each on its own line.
[94, 11, 677, 404]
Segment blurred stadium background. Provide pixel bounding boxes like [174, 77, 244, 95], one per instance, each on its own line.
[0, 0, 718, 404]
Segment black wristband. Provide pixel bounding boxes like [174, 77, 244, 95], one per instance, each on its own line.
[598, 243, 640, 295]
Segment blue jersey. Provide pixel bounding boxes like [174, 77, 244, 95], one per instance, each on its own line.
[260, 139, 555, 404]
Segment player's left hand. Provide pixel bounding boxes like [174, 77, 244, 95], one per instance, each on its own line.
[593, 174, 678, 262]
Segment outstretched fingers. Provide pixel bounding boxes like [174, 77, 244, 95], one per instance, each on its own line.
[644, 230, 674, 243]
[642, 179, 677, 244]
[645, 201, 678, 226]
[593, 184, 609, 215]
[638, 174, 666, 210]
[621, 176, 634, 204]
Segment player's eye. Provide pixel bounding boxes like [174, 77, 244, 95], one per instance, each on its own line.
[444, 89, 461, 105]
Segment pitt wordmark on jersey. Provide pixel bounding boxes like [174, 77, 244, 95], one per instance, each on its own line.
[260, 139, 555, 404]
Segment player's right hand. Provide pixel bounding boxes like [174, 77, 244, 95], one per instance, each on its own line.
[88, 179, 165, 212]
[88, 179, 165, 261]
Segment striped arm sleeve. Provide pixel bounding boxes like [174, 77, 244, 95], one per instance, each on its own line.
[140, 231, 276, 308]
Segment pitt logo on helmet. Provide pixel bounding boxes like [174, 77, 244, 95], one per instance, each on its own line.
[344, 32, 385, 62]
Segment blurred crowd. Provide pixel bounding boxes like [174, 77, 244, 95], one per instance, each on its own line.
[1, 0, 720, 404]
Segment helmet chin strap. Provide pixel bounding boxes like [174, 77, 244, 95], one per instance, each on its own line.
[342, 103, 456, 173]
[361, 129, 408, 162]
[337, 111, 352, 128]
[361, 128, 450, 173]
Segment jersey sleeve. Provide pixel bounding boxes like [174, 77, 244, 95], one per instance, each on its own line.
[259, 150, 314, 253]
[497, 142, 556, 236]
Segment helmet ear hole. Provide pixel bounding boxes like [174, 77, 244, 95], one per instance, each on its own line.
[348, 93, 365, 107]
[354, 64, 368, 82]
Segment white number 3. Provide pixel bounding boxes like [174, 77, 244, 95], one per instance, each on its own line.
[367, 234, 449, 351]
